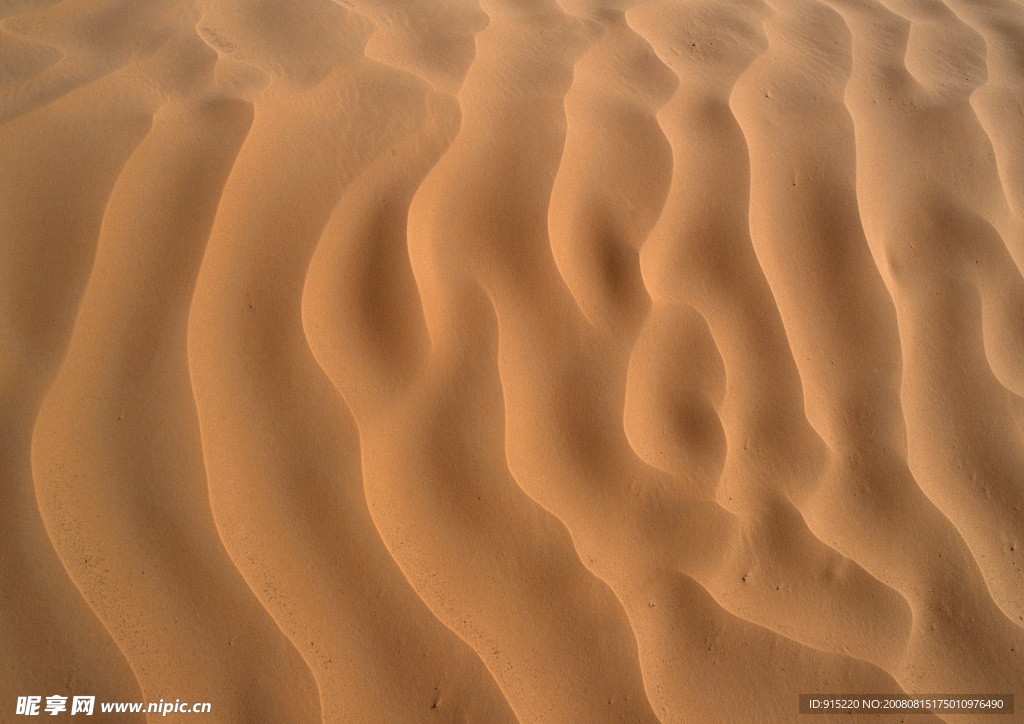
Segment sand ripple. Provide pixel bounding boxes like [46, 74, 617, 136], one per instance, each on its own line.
[3, 0, 1023, 721]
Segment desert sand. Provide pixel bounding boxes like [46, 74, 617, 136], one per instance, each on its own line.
[2, 0, 1024, 721]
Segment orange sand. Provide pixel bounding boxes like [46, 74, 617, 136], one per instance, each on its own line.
[2, 0, 1023, 721]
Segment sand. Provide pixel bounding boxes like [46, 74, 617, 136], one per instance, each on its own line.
[2, 0, 1023, 721]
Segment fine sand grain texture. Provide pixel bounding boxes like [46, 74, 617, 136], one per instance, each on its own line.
[2, 0, 1024, 721]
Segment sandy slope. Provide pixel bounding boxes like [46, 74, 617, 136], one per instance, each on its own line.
[2, 0, 1023, 721]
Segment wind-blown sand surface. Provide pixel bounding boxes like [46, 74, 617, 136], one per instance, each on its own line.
[2, 0, 1024, 721]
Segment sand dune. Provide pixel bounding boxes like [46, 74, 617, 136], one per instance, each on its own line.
[2, 0, 1023, 721]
